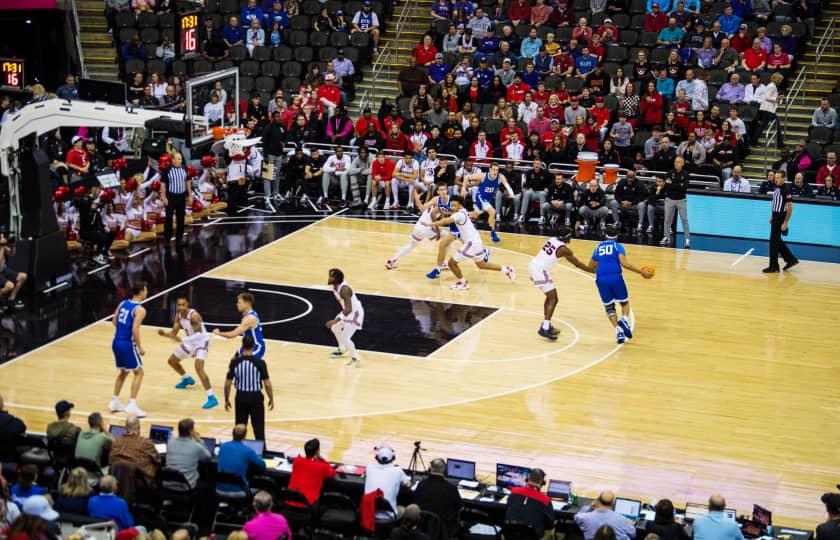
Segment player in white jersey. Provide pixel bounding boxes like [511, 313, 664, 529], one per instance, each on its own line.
[326, 268, 365, 367]
[158, 296, 218, 409]
[392, 152, 420, 210]
[528, 229, 592, 341]
[386, 184, 451, 270]
[425, 196, 516, 290]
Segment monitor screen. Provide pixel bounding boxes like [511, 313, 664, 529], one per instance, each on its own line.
[243, 439, 265, 456]
[547, 480, 571, 501]
[753, 505, 771, 527]
[109, 425, 126, 438]
[685, 503, 709, 521]
[446, 459, 476, 481]
[149, 425, 173, 444]
[78, 78, 127, 106]
[615, 498, 642, 520]
[495, 463, 531, 488]
[201, 437, 216, 455]
[724, 509, 737, 520]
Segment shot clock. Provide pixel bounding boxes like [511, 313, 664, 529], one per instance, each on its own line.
[177, 11, 201, 57]
[0, 59, 24, 91]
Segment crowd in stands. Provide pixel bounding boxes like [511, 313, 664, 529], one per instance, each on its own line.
[2, 392, 840, 540]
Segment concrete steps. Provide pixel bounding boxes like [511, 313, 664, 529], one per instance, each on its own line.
[78, 5, 119, 81]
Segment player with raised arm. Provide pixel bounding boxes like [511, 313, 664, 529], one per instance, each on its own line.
[463, 162, 515, 243]
[528, 229, 594, 341]
[213, 292, 266, 358]
[574, 224, 654, 343]
[425, 195, 515, 290]
[326, 268, 365, 367]
[158, 296, 218, 409]
[386, 184, 447, 269]
[109, 282, 148, 417]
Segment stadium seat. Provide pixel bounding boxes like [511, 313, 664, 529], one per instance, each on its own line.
[319, 46, 338, 62]
[612, 13, 629, 27]
[118, 28, 136, 44]
[125, 59, 146, 76]
[214, 60, 234, 71]
[290, 15, 311, 31]
[555, 27, 572, 43]
[630, 0, 645, 12]
[806, 142, 824, 159]
[738, 103, 758, 122]
[639, 32, 658, 48]
[261, 60, 281, 77]
[824, 143, 840, 157]
[517, 57, 533, 71]
[273, 45, 293, 62]
[604, 94, 619, 110]
[606, 46, 628, 63]
[239, 76, 255, 91]
[809, 126, 833, 145]
[146, 59, 166, 76]
[171, 60, 188, 78]
[204, 0, 219, 12]
[256, 76, 276, 93]
[619, 30, 638, 47]
[289, 30, 309, 48]
[316, 492, 357, 534]
[602, 62, 619, 77]
[350, 31, 370, 48]
[343, 46, 360, 63]
[192, 59, 213, 74]
[239, 60, 260, 77]
[295, 46, 314, 63]
[158, 12, 175, 28]
[252, 46, 272, 62]
[140, 27, 160, 45]
[303, 0, 322, 15]
[282, 61, 302, 77]
[137, 11, 158, 28]
[708, 69, 728, 85]
[330, 32, 350, 48]
[229, 45, 248, 62]
[501, 521, 540, 540]
[115, 12, 136, 28]
[650, 48, 669, 63]
[515, 24, 531, 38]
[434, 19, 450, 36]
[219, 0, 238, 15]
[631, 14, 645, 29]
[591, 12, 606, 26]
[565, 77, 584, 93]
[281, 76, 302, 95]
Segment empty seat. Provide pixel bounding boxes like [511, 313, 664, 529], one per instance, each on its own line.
[171, 60, 188, 78]
[192, 59, 213, 74]
[229, 45, 248, 61]
[331, 32, 350, 47]
[288, 30, 309, 47]
[125, 59, 145, 76]
[252, 46, 272, 62]
[140, 27, 160, 45]
[240, 60, 260, 77]
[214, 60, 235, 70]
[256, 76, 277, 93]
[239, 76, 256, 92]
[115, 12, 136, 28]
[612, 13, 629, 27]
[606, 46, 628, 63]
[290, 15, 310, 30]
[220, 0, 238, 14]
[118, 27, 136, 44]
[282, 61, 302, 77]
[809, 126, 833, 145]
[310, 31, 329, 48]
[619, 30, 638, 47]
[158, 12, 175, 28]
[137, 11, 158, 28]
[281, 76, 302, 95]
[639, 32, 658, 48]
[295, 45, 314, 63]
[350, 31, 369, 48]
[302, 0, 322, 15]
[274, 45, 293, 62]
[145, 59, 166, 75]
[261, 60, 281, 77]
[318, 46, 338, 61]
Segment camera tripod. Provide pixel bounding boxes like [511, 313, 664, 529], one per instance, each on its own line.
[407, 441, 427, 481]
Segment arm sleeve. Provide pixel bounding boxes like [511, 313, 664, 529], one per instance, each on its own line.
[257, 360, 270, 380]
[226, 359, 236, 380]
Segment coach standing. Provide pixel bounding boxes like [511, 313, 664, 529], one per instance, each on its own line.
[224, 335, 274, 440]
[660, 156, 692, 249]
[160, 153, 192, 247]
[763, 170, 799, 273]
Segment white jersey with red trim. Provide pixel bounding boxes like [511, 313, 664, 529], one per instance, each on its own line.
[333, 282, 365, 328]
[452, 208, 481, 246]
[421, 158, 439, 183]
[530, 237, 565, 272]
[178, 308, 207, 336]
[125, 204, 144, 232]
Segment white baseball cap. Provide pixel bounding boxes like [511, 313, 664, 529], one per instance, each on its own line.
[376, 445, 395, 462]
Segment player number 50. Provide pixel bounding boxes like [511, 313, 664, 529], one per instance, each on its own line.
[597, 244, 614, 256]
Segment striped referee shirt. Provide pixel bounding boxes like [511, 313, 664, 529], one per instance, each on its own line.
[772, 184, 792, 213]
[226, 355, 269, 393]
[163, 166, 189, 195]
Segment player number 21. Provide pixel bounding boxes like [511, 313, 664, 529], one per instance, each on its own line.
[118, 308, 129, 324]
[597, 244, 614, 256]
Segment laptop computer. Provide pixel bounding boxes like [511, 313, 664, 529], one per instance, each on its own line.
[615, 498, 642, 522]
[242, 438, 265, 456]
[495, 463, 531, 489]
[685, 502, 710, 522]
[149, 425, 173, 444]
[753, 504, 772, 526]
[446, 458, 476, 482]
[109, 425, 126, 438]
[546, 480, 572, 502]
[201, 437, 216, 455]
[724, 508, 737, 520]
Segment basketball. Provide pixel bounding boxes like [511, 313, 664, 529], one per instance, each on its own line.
[642, 265, 656, 277]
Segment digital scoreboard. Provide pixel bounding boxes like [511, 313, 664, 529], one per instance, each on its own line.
[0, 59, 24, 91]
[177, 11, 201, 57]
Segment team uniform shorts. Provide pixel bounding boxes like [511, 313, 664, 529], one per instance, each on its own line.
[174, 333, 210, 361]
[112, 338, 143, 371]
[453, 239, 487, 263]
[412, 222, 439, 242]
[595, 274, 629, 304]
[528, 262, 556, 293]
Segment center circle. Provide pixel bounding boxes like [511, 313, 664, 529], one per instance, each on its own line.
[202, 290, 313, 327]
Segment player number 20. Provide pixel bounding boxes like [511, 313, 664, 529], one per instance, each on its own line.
[597, 244, 614, 256]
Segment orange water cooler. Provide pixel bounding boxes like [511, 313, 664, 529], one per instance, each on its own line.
[575, 152, 599, 182]
[602, 164, 620, 185]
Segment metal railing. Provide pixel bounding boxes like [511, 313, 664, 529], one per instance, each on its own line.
[811, 17, 836, 83]
[66, 0, 87, 78]
[357, 0, 414, 112]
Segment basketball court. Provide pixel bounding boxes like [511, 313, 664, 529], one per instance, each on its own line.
[3, 213, 839, 529]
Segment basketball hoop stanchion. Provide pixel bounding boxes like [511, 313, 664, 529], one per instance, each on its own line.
[407, 440, 427, 481]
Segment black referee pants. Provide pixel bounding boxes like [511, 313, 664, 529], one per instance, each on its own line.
[769, 212, 796, 269]
[235, 391, 265, 441]
[164, 191, 187, 244]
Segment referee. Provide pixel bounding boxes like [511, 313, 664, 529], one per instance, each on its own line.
[763, 170, 799, 273]
[224, 335, 274, 440]
[160, 153, 192, 247]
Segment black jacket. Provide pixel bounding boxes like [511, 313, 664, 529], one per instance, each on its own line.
[613, 179, 648, 204]
[579, 187, 606, 208]
[547, 181, 576, 203]
[414, 474, 462, 537]
[261, 122, 287, 155]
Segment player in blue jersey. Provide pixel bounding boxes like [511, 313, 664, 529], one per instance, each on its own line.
[109, 282, 148, 417]
[213, 292, 266, 358]
[574, 224, 653, 344]
[463, 163, 515, 243]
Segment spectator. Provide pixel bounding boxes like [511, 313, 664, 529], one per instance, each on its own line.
[54, 467, 92, 515]
[730, 24, 752, 53]
[322, 145, 353, 205]
[0, 393, 25, 442]
[508, 0, 532, 25]
[517, 158, 551, 223]
[75, 412, 112, 466]
[531, 0, 551, 26]
[240, 0, 264, 28]
[766, 43, 792, 73]
[715, 38, 740, 73]
[45, 399, 80, 448]
[744, 73, 766, 104]
[218, 424, 266, 489]
[398, 61, 428, 97]
[610, 113, 635, 156]
[203, 33, 230, 61]
[718, 5, 741, 36]
[576, 179, 610, 232]
[574, 491, 637, 540]
[723, 165, 752, 192]
[711, 138, 738, 179]
[575, 47, 598, 78]
[467, 8, 492, 35]
[106, 0, 131, 31]
[288, 438, 336, 505]
[363, 445, 410, 513]
[0, 235, 24, 311]
[88, 476, 133, 530]
[812, 98, 838, 128]
[413, 458, 461, 537]
[10, 465, 47, 507]
[789, 171, 814, 197]
[350, 148, 375, 205]
[109, 415, 161, 487]
[818, 493, 840, 540]
[369, 152, 397, 209]
[645, 176, 667, 232]
[657, 17, 685, 47]
[644, 499, 690, 540]
[390, 504, 428, 540]
[752, 72, 784, 147]
[790, 0, 816, 36]
[241, 491, 292, 540]
[428, 53, 451, 85]
[56, 74, 79, 101]
[21, 495, 62, 539]
[610, 170, 648, 230]
[265, 0, 289, 29]
[645, 3, 668, 33]
[166, 418, 211, 489]
[742, 38, 768, 71]
[245, 19, 265, 57]
[693, 495, 745, 540]
[717, 73, 745, 104]
[550, 2, 573, 27]
[352, 0, 380, 52]
[652, 135, 676, 170]
[504, 468, 554, 537]
[155, 35, 175, 65]
[223, 16, 245, 47]
[774, 24, 797, 58]
[660, 155, 691, 247]
[817, 176, 839, 199]
[520, 27, 542, 59]
[430, 0, 453, 20]
[542, 173, 575, 226]
[816, 152, 839, 185]
[414, 35, 438, 67]
[120, 33, 146, 63]
[441, 24, 461, 53]
[647, 0, 670, 12]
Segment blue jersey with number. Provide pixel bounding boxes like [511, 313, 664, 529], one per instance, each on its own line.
[240, 310, 266, 358]
[478, 172, 500, 198]
[592, 240, 626, 277]
[114, 299, 140, 342]
[356, 11, 374, 30]
[437, 196, 458, 234]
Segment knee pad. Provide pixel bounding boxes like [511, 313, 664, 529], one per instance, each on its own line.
[604, 303, 617, 319]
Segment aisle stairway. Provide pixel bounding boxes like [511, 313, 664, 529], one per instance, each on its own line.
[741, 12, 840, 178]
[77, 0, 120, 81]
[349, 0, 434, 115]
